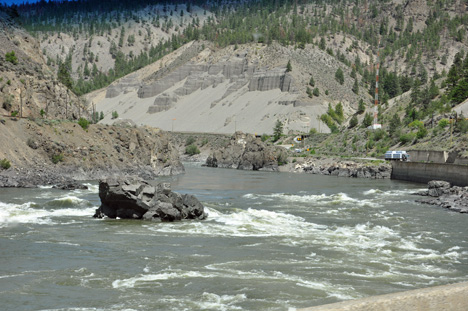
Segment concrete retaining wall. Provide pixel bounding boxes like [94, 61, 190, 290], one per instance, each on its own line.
[298, 282, 468, 311]
[391, 161, 468, 186]
[407, 150, 448, 163]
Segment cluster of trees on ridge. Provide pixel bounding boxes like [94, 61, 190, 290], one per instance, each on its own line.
[11, 0, 467, 99]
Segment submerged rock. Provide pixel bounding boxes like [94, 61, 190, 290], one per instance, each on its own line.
[416, 180, 468, 213]
[93, 178, 206, 221]
[53, 181, 88, 190]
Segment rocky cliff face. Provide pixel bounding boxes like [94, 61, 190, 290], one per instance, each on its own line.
[205, 132, 280, 171]
[0, 118, 184, 187]
[0, 9, 86, 120]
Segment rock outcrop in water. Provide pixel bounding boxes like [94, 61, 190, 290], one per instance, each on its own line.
[205, 132, 281, 171]
[415, 180, 468, 213]
[289, 158, 392, 179]
[94, 178, 207, 221]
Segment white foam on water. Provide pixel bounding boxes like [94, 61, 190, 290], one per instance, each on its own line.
[204, 262, 357, 299]
[195, 292, 246, 311]
[0, 273, 24, 279]
[0, 202, 54, 227]
[158, 293, 246, 311]
[146, 206, 327, 238]
[82, 183, 99, 193]
[112, 270, 218, 288]
[38, 308, 138, 311]
[245, 192, 381, 209]
[46, 196, 91, 208]
[363, 189, 383, 195]
[0, 201, 96, 228]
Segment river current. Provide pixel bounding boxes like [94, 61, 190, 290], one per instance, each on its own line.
[1, 163, 467, 311]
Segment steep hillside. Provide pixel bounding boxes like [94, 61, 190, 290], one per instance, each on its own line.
[0, 7, 85, 120]
[7, 0, 468, 156]
[85, 40, 373, 134]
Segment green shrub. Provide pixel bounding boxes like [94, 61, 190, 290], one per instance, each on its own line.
[438, 119, 449, 128]
[261, 134, 270, 142]
[373, 128, 386, 141]
[5, 51, 18, 65]
[416, 126, 428, 139]
[111, 111, 119, 119]
[11, 111, 18, 117]
[409, 120, 424, 128]
[399, 132, 415, 144]
[277, 152, 288, 166]
[78, 117, 89, 130]
[456, 119, 468, 133]
[200, 138, 209, 146]
[52, 153, 64, 164]
[0, 158, 11, 169]
[185, 136, 196, 146]
[185, 144, 200, 156]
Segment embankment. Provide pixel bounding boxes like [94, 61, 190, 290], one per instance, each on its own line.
[298, 281, 468, 311]
[391, 161, 468, 186]
[0, 118, 184, 187]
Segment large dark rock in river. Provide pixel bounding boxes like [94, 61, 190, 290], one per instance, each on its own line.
[416, 180, 468, 213]
[205, 132, 280, 171]
[94, 178, 206, 221]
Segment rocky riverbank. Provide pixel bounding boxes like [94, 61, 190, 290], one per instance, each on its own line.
[280, 157, 392, 179]
[415, 180, 468, 213]
[0, 118, 184, 187]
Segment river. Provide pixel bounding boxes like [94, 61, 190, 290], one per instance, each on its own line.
[1, 163, 467, 311]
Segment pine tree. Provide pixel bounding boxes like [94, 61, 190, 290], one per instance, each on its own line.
[335, 68, 344, 85]
[286, 60, 292, 72]
[309, 76, 315, 87]
[352, 78, 359, 94]
[58, 62, 73, 89]
[349, 115, 358, 128]
[388, 113, 401, 136]
[273, 119, 283, 142]
[362, 112, 373, 128]
[357, 99, 365, 114]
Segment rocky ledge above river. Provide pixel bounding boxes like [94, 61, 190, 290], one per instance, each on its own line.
[94, 178, 207, 221]
[415, 180, 468, 213]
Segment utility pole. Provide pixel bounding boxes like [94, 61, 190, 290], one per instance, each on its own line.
[372, 37, 381, 130]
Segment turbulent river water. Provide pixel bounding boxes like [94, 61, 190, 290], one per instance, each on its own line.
[1, 163, 468, 311]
